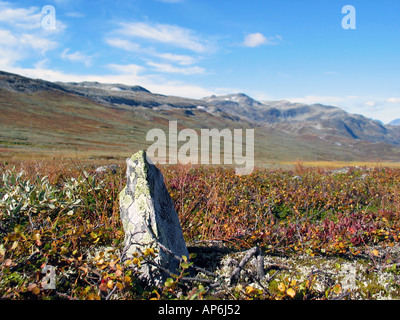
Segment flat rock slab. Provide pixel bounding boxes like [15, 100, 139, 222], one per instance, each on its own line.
[119, 150, 189, 285]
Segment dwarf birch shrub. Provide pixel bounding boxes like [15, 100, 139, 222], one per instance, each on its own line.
[0, 168, 84, 235]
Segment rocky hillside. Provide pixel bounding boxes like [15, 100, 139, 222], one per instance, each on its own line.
[0, 71, 66, 94]
[204, 94, 400, 145]
[1, 70, 400, 163]
[58, 81, 208, 110]
[389, 119, 400, 126]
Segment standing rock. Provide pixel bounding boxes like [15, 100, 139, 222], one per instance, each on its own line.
[119, 150, 189, 285]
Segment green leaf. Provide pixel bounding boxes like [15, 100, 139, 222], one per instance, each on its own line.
[12, 201, 23, 215]
[181, 262, 190, 269]
[38, 190, 45, 202]
[90, 232, 98, 238]
[189, 253, 197, 259]
[165, 278, 175, 287]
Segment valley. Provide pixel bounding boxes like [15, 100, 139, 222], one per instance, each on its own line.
[1, 70, 400, 167]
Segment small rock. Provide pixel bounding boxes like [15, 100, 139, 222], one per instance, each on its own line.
[331, 167, 351, 175]
[95, 165, 118, 174]
[291, 175, 302, 181]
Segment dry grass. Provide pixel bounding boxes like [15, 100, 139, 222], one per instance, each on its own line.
[278, 160, 400, 169]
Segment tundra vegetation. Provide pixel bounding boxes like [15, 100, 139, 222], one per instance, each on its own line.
[1, 160, 400, 300]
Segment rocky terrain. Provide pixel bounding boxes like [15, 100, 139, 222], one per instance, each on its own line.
[57, 81, 208, 110]
[1, 70, 400, 163]
[204, 93, 400, 145]
[389, 119, 400, 126]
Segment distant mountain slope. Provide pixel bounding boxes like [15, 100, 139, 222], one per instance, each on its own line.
[204, 94, 400, 145]
[0, 70, 67, 93]
[58, 81, 208, 110]
[1, 70, 400, 163]
[389, 119, 400, 126]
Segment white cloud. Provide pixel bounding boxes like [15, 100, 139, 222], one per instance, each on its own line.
[149, 81, 216, 98]
[354, 99, 400, 123]
[116, 22, 208, 53]
[0, 28, 58, 67]
[0, 3, 42, 29]
[285, 95, 345, 106]
[346, 95, 360, 99]
[155, 53, 197, 66]
[0, 1, 66, 32]
[386, 97, 400, 104]
[105, 28, 205, 76]
[104, 20, 215, 80]
[106, 63, 144, 75]
[0, 1, 63, 69]
[34, 58, 49, 69]
[0, 29, 19, 46]
[364, 101, 379, 107]
[21, 33, 58, 54]
[146, 61, 205, 75]
[243, 33, 267, 47]
[105, 37, 198, 66]
[61, 49, 93, 67]
[105, 38, 142, 52]
[242, 33, 283, 48]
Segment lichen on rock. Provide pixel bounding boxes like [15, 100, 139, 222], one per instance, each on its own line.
[119, 150, 189, 286]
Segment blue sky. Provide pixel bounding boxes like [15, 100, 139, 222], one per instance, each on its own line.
[0, 0, 399, 123]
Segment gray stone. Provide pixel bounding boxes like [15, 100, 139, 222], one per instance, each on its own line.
[331, 167, 351, 175]
[119, 150, 189, 285]
[95, 165, 118, 174]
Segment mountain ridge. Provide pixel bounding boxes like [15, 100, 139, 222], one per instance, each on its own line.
[1, 70, 400, 163]
[203, 93, 400, 146]
[389, 119, 400, 126]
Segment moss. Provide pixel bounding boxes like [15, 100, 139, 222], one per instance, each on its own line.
[357, 276, 387, 299]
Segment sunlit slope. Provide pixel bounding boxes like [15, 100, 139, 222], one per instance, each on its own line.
[1, 71, 400, 164]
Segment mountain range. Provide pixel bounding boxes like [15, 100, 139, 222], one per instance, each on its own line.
[389, 119, 400, 126]
[1, 70, 400, 164]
